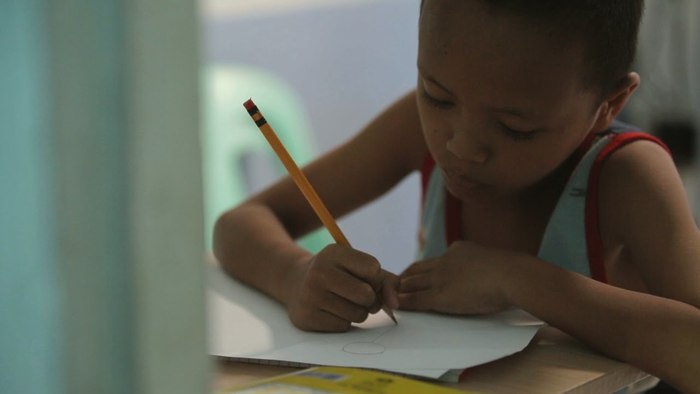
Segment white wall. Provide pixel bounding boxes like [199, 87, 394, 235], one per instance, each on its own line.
[202, 0, 422, 273]
[626, 0, 700, 216]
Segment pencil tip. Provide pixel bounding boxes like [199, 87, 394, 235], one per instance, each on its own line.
[384, 308, 398, 325]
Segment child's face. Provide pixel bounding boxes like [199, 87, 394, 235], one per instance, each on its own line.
[417, 0, 605, 200]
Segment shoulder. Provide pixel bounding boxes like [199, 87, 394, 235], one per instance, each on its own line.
[597, 135, 700, 302]
[597, 136, 686, 244]
[598, 136, 679, 209]
[599, 135, 674, 189]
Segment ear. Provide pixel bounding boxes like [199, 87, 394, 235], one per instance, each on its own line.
[591, 72, 640, 132]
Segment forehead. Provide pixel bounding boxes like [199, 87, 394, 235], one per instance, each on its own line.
[419, 0, 588, 110]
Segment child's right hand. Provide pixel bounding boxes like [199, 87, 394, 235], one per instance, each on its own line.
[285, 244, 399, 332]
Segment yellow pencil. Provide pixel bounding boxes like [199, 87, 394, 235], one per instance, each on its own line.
[243, 98, 397, 324]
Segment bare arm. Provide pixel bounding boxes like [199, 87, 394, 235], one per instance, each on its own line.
[599, 140, 700, 307]
[400, 239, 700, 392]
[213, 90, 426, 330]
[509, 141, 700, 391]
[505, 254, 700, 393]
[507, 141, 700, 391]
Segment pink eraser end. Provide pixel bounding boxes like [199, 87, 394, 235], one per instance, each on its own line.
[243, 98, 255, 110]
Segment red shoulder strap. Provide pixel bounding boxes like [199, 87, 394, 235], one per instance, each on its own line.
[585, 132, 671, 283]
[446, 192, 461, 245]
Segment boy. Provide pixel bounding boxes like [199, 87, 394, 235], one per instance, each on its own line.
[214, 1, 700, 391]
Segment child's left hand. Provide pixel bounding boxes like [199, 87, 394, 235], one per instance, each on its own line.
[398, 241, 515, 315]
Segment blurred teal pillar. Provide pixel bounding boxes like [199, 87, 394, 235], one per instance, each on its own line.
[0, 1, 63, 393]
[1, 0, 207, 393]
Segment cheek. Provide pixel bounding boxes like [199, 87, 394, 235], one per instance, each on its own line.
[418, 112, 449, 154]
[424, 129, 453, 168]
[502, 134, 583, 186]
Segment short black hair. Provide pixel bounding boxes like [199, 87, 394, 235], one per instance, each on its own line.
[420, 0, 645, 96]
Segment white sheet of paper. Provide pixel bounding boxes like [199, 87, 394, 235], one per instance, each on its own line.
[207, 264, 542, 381]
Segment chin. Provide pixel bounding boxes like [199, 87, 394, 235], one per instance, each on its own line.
[444, 175, 487, 200]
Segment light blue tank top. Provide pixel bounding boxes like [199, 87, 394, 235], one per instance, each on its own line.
[417, 121, 668, 282]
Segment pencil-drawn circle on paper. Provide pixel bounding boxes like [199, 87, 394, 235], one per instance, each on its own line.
[342, 342, 385, 355]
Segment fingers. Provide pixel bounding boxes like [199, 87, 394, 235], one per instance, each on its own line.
[400, 258, 439, 292]
[382, 271, 400, 310]
[320, 244, 388, 308]
[292, 245, 399, 331]
[397, 289, 435, 311]
[319, 267, 377, 306]
[289, 289, 370, 332]
[338, 249, 383, 290]
[302, 271, 374, 327]
[399, 272, 432, 293]
[369, 270, 400, 313]
[401, 258, 438, 277]
[293, 309, 352, 332]
[398, 261, 439, 311]
[320, 292, 371, 324]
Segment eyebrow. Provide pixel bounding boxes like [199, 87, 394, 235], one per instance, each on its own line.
[417, 65, 456, 96]
[489, 106, 537, 120]
[418, 64, 539, 120]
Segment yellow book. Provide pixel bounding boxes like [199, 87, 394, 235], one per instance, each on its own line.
[219, 366, 472, 394]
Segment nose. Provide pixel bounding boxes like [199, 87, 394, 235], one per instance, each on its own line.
[446, 130, 489, 164]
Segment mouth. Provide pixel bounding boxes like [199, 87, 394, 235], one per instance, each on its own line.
[442, 169, 485, 190]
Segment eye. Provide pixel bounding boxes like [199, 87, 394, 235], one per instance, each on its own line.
[419, 87, 454, 109]
[499, 122, 539, 141]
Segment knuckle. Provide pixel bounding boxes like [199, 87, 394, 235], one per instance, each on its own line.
[329, 319, 351, 332]
[400, 294, 426, 311]
[359, 284, 377, 305]
[306, 266, 327, 284]
[319, 243, 339, 255]
[400, 276, 414, 290]
[315, 245, 341, 265]
[366, 258, 381, 276]
[352, 309, 369, 323]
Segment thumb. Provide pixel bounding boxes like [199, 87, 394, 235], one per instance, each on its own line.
[381, 270, 400, 309]
[368, 270, 399, 314]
